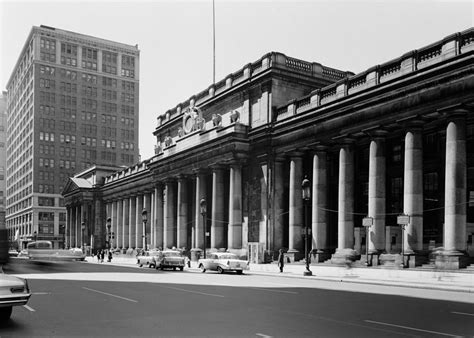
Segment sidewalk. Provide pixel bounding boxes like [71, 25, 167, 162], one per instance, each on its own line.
[86, 255, 474, 294]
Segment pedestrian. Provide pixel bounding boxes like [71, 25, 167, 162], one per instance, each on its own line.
[108, 250, 112, 262]
[100, 250, 105, 263]
[97, 250, 101, 263]
[277, 249, 285, 273]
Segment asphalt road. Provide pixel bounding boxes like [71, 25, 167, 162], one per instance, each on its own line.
[1, 258, 473, 337]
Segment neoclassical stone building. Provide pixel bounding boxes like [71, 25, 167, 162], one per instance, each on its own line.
[63, 28, 474, 269]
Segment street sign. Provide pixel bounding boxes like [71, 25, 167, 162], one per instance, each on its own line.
[397, 215, 409, 225]
[362, 217, 373, 227]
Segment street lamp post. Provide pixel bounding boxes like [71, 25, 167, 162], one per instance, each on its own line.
[302, 176, 312, 276]
[200, 198, 207, 259]
[142, 209, 148, 252]
[106, 217, 112, 250]
[81, 222, 86, 253]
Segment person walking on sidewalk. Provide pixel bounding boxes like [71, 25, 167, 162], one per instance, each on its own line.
[277, 249, 285, 273]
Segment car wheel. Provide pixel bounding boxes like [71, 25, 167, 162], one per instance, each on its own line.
[0, 306, 12, 321]
[150, 264, 155, 268]
[217, 266, 224, 274]
[199, 264, 206, 273]
[236, 270, 243, 275]
[179, 267, 184, 271]
[160, 266, 164, 270]
[139, 263, 143, 267]
[173, 267, 176, 271]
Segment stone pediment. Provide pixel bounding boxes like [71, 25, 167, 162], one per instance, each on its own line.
[62, 177, 93, 196]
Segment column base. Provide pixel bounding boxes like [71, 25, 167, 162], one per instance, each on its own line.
[435, 250, 469, 269]
[285, 249, 299, 263]
[379, 253, 406, 268]
[405, 252, 429, 268]
[190, 248, 203, 262]
[310, 249, 331, 263]
[330, 249, 358, 265]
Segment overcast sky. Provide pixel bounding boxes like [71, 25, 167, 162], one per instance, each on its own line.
[1, 0, 473, 160]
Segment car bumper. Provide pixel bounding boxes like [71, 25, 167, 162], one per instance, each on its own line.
[0, 294, 31, 307]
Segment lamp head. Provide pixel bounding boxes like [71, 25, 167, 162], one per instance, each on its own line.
[142, 209, 148, 222]
[302, 176, 311, 201]
[200, 197, 206, 214]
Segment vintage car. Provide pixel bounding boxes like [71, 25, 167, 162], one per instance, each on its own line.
[0, 273, 31, 321]
[27, 241, 86, 261]
[155, 250, 185, 271]
[137, 250, 161, 268]
[198, 252, 249, 274]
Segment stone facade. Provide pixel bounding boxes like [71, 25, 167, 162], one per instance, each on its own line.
[63, 28, 474, 269]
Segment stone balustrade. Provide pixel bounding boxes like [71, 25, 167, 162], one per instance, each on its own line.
[155, 51, 351, 129]
[275, 27, 473, 122]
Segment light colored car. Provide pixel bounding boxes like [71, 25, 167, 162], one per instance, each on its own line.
[198, 252, 249, 274]
[0, 272, 31, 321]
[137, 250, 161, 268]
[155, 250, 185, 271]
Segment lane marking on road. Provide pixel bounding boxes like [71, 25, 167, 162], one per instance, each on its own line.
[256, 333, 273, 338]
[23, 305, 35, 312]
[82, 287, 138, 303]
[451, 311, 474, 317]
[365, 320, 461, 337]
[161, 286, 224, 298]
[251, 288, 298, 294]
[32, 292, 50, 295]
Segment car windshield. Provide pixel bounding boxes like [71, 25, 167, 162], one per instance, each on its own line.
[162, 251, 181, 257]
[218, 254, 238, 260]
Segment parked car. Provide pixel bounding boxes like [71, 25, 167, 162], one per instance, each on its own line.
[198, 252, 249, 274]
[155, 250, 185, 271]
[0, 273, 31, 321]
[137, 250, 161, 268]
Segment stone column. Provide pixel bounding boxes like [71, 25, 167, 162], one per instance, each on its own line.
[312, 148, 330, 262]
[66, 207, 72, 248]
[164, 180, 176, 249]
[273, 157, 285, 253]
[112, 200, 118, 249]
[177, 176, 188, 249]
[75, 205, 81, 248]
[437, 112, 468, 269]
[154, 185, 164, 249]
[228, 163, 242, 250]
[122, 197, 130, 249]
[331, 142, 357, 263]
[117, 199, 123, 249]
[368, 133, 386, 265]
[403, 124, 424, 267]
[135, 194, 143, 249]
[150, 192, 155, 248]
[193, 171, 207, 259]
[129, 196, 136, 249]
[211, 166, 226, 249]
[144, 192, 152, 250]
[288, 153, 303, 261]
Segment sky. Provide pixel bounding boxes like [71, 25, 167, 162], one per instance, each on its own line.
[1, 0, 473, 160]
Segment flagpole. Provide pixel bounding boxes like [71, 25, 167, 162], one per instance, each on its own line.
[213, 0, 216, 85]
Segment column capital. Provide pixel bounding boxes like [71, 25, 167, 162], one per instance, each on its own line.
[286, 150, 305, 159]
[332, 134, 356, 146]
[361, 127, 389, 139]
[209, 163, 226, 171]
[396, 116, 425, 130]
[437, 104, 470, 118]
[192, 168, 209, 176]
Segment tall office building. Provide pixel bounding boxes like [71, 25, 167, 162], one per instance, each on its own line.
[0, 92, 6, 232]
[5, 26, 140, 248]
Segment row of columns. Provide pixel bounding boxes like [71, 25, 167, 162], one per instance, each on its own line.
[276, 113, 467, 265]
[105, 163, 243, 252]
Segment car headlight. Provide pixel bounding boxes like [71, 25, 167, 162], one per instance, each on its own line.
[24, 278, 30, 293]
